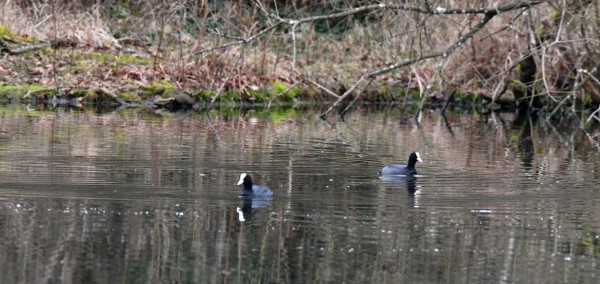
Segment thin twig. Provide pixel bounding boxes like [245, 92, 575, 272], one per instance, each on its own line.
[290, 23, 298, 74]
[441, 89, 457, 115]
[546, 59, 594, 120]
[587, 105, 600, 123]
[319, 75, 369, 119]
[51, 1, 59, 94]
[319, 52, 442, 118]
[207, 45, 246, 110]
[152, 14, 165, 82]
[267, 81, 301, 109]
[339, 78, 375, 117]
[547, 94, 571, 119]
[300, 75, 340, 99]
[194, 23, 281, 56]
[418, 11, 497, 111]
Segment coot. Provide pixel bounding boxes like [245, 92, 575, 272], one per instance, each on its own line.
[380, 152, 422, 176]
[237, 173, 273, 197]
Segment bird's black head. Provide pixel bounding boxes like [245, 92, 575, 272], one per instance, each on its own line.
[407, 152, 423, 167]
[237, 173, 253, 191]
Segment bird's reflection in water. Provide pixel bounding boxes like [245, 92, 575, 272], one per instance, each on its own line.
[381, 175, 418, 193]
[236, 196, 273, 222]
[380, 175, 421, 207]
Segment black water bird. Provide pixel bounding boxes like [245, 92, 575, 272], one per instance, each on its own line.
[237, 173, 273, 197]
[380, 152, 423, 176]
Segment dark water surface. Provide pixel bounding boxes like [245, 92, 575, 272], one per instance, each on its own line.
[0, 105, 599, 283]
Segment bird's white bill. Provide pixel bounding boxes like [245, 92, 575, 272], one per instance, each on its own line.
[237, 173, 247, 185]
[415, 152, 423, 163]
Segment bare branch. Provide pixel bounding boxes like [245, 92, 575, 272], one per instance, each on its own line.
[318, 50, 442, 118]
[268, 1, 547, 117]
[194, 23, 281, 56]
[301, 75, 340, 99]
[290, 23, 298, 74]
[207, 45, 246, 110]
[269, 1, 547, 25]
[548, 63, 599, 120]
[588, 105, 600, 123]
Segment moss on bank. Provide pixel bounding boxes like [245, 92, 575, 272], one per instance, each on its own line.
[0, 78, 505, 112]
[0, 85, 58, 101]
[0, 79, 325, 109]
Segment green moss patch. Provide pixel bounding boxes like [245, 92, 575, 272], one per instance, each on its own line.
[0, 85, 57, 100]
[140, 80, 176, 98]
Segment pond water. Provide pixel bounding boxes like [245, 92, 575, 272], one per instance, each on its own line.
[0, 105, 599, 283]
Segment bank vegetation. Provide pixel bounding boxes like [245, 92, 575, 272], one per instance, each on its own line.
[0, 0, 599, 120]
